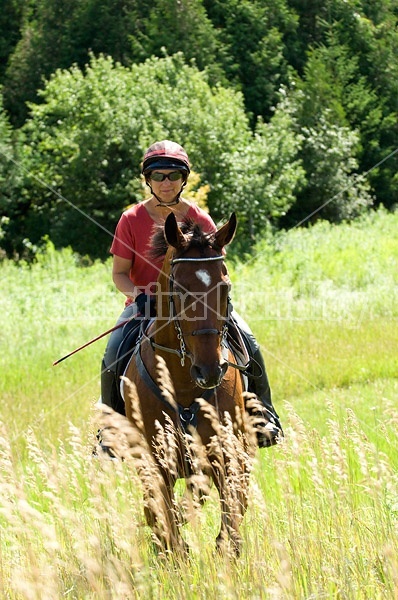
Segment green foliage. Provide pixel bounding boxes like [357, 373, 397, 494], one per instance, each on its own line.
[286, 0, 398, 209]
[221, 92, 305, 251]
[0, 40, 379, 255]
[281, 42, 376, 225]
[3, 0, 85, 126]
[353, 15, 398, 207]
[0, 93, 12, 185]
[327, 8, 398, 208]
[2, 0, 224, 126]
[0, 0, 23, 78]
[2, 0, 299, 125]
[8, 54, 300, 258]
[0, 92, 23, 256]
[131, 0, 226, 82]
[1, 0, 398, 256]
[289, 109, 373, 224]
[203, 0, 298, 120]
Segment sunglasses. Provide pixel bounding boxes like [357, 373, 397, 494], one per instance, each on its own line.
[149, 171, 183, 182]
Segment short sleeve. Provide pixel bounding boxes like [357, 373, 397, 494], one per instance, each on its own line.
[110, 212, 135, 260]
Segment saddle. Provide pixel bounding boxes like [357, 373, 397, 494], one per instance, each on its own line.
[112, 317, 147, 415]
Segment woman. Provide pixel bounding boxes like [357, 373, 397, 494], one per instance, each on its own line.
[101, 140, 282, 447]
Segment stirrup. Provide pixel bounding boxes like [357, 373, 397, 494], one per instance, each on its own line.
[92, 428, 117, 459]
[256, 420, 281, 448]
[251, 407, 283, 448]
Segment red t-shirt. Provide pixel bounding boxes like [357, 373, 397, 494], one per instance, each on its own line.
[110, 202, 216, 303]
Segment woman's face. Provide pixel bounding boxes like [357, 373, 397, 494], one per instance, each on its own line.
[148, 170, 184, 203]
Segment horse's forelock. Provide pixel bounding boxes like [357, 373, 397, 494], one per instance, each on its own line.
[182, 220, 216, 252]
[148, 217, 215, 260]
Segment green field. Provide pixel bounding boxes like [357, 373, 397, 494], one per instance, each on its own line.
[1, 209, 397, 598]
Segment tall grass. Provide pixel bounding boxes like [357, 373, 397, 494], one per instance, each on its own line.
[0, 389, 397, 598]
[232, 208, 398, 402]
[1, 208, 397, 598]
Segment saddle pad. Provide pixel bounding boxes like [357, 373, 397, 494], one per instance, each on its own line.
[120, 353, 134, 403]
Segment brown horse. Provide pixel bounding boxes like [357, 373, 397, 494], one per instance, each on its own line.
[123, 212, 255, 554]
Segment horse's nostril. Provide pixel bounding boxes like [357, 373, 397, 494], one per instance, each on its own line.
[190, 364, 203, 382]
[191, 363, 226, 389]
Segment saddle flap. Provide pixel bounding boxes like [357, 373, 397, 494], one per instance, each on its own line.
[225, 322, 250, 368]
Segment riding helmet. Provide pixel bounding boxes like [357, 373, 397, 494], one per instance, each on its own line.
[142, 140, 191, 178]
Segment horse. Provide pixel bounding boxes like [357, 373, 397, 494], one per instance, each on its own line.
[122, 212, 255, 555]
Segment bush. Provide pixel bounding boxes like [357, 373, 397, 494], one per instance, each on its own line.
[4, 53, 304, 259]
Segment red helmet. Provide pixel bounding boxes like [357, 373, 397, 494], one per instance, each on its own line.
[142, 140, 190, 177]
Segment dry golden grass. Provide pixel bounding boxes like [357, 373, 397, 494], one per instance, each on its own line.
[1, 211, 397, 597]
[1, 378, 397, 599]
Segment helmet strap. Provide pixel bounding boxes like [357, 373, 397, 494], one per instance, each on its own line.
[154, 192, 180, 207]
[148, 182, 185, 207]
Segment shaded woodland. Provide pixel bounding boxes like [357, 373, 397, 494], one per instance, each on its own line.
[1, 0, 397, 258]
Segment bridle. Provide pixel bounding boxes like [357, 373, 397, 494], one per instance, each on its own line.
[143, 254, 229, 366]
[135, 250, 252, 431]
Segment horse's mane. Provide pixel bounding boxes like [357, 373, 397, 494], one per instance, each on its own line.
[149, 217, 217, 260]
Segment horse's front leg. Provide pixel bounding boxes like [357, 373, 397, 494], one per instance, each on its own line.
[143, 468, 188, 555]
[212, 451, 250, 557]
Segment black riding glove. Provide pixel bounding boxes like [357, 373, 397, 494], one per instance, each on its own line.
[135, 293, 156, 318]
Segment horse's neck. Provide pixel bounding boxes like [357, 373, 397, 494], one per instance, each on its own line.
[154, 272, 175, 345]
[150, 259, 197, 395]
[151, 337, 196, 403]
[152, 312, 177, 348]
[151, 301, 196, 396]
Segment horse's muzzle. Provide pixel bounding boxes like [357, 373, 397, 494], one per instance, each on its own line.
[190, 360, 228, 389]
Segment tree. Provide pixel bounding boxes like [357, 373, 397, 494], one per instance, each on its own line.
[0, 0, 23, 78]
[195, 0, 298, 120]
[3, 0, 84, 126]
[131, 0, 225, 83]
[216, 91, 305, 249]
[285, 0, 398, 208]
[337, 11, 398, 208]
[1, 55, 236, 257]
[0, 94, 13, 186]
[292, 110, 373, 224]
[0, 91, 23, 257]
[5, 53, 305, 259]
[2, 0, 224, 126]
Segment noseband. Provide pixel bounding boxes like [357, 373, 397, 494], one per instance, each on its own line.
[144, 254, 228, 366]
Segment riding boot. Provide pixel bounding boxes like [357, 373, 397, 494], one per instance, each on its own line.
[247, 348, 283, 448]
[100, 360, 125, 416]
[95, 361, 123, 457]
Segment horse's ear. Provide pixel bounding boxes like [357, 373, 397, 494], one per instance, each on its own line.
[164, 212, 186, 250]
[214, 212, 237, 249]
